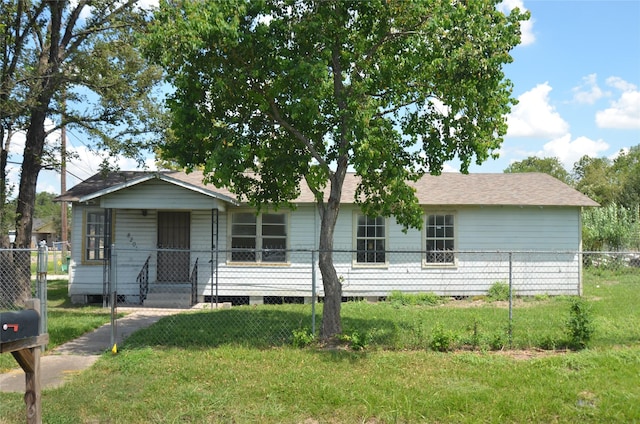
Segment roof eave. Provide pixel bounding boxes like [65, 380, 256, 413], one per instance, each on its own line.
[77, 174, 157, 203]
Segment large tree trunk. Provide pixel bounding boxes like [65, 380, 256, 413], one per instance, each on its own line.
[318, 198, 342, 340]
[15, 1, 61, 249]
[15, 107, 46, 249]
[8, 107, 47, 308]
[318, 166, 348, 340]
[0, 131, 11, 249]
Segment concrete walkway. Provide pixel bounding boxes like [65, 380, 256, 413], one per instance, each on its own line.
[0, 309, 178, 393]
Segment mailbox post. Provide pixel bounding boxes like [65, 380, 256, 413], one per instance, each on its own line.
[0, 299, 49, 424]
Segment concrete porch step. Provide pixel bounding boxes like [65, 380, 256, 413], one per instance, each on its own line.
[143, 283, 192, 308]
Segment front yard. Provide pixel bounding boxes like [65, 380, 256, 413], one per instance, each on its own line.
[0, 267, 638, 423]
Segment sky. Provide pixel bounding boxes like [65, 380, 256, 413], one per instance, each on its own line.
[8, 0, 640, 194]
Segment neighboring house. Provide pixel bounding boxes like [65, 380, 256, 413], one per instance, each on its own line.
[32, 218, 58, 248]
[55, 171, 598, 306]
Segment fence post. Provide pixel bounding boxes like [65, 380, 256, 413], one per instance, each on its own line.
[36, 241, 48, 348]
[110, 245, 117, 351]
[508, 251, 513, 348]
[311, 250, 316, 336]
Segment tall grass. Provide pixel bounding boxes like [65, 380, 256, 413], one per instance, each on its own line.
[582, 203, 640, 251]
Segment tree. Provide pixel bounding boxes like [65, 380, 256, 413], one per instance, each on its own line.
[504, 156, 572, 184]
[611, 145, 640, 209]
[0, 0, 40, 249]
[145, 0, 528, 339]
[34, 191, 68, 239]
[572, 155, 616, 206]
[1, 0, 163, 306]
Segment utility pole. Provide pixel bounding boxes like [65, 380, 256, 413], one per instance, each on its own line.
[60, 102, 68, 261]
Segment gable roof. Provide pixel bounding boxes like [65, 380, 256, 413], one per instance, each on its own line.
[56, 170, 238, 205]
[56, 170, 599, 207]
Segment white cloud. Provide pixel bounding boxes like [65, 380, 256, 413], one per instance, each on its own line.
[3, 127, 156, 195]
[609, 147, 629, 162]
[606, 76, 637, 92]
[498, 0, 535, 46]
[539, 134, 609, 169]
[595, 77, 640, 129]
[442, 163, 460, 173]
[507, 82, 569, 137]
[572, 74, 606, 105]
[64, 145, 157, 188]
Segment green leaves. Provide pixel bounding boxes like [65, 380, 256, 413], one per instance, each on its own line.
[145, 1, 528, 337]
[147, 0, 526, 215]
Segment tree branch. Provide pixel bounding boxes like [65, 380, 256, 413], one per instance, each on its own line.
[265, 98, 331, 174]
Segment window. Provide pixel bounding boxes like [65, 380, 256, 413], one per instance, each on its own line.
[230, 212, 287, 263]
[355, 214, 386, 264]
[85, 210, 107, 262]
[425, 213, 455, 264]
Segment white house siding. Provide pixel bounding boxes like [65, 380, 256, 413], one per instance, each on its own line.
[209, 205, 318, 299]
[68, 205, 102, 302]
[69, 199, 584, 303]
[111, 209, 159, 302]
[207, 205, 582, 299]
[99, 179, 226, 211]
[320, 205, 583, 297]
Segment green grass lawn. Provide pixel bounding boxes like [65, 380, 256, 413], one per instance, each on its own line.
[1, 268, 638, 423]
[0, 279, 111, 373]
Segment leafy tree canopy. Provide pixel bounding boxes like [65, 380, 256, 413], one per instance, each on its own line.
[1, 0, 165, 248]
[611, 145, 640, 209]
[145, 0, 528, 338]
[504, 156, 572, 185]
[572, 145, 640, 209]
[573, 155, 616, 206]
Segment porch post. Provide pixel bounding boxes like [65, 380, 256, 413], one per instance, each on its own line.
[102, 208, 112, 308]
[211, 208, 219, 307]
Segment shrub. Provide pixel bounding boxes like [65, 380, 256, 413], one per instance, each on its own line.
[339, 331, 372, 351]
[487, 281, 510, 301]
[566, 298, 595, 350]
[430, 324, 456, 352]
[291, 328, 315, 348]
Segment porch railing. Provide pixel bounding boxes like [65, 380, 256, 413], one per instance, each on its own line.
[137, 255, 151, 305]
[190, 258, 198, 305]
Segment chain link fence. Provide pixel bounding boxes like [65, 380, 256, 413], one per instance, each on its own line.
[107, 248, 639, 348]
[0, 244, 51, 338]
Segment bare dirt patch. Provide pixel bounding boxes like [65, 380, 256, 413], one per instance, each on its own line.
[443, 297, 553, 309]
[489, 347, 570, 360]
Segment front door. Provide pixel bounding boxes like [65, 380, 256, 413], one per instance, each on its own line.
[157, 211, 190, 282]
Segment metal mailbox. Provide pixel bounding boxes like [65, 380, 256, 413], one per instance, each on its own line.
[0, 310, 40, 343]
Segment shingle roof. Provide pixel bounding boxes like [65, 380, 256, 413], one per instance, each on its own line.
[56, 170, 599, 207]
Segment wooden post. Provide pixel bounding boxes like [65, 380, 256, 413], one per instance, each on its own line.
[0, 299, 48, 424]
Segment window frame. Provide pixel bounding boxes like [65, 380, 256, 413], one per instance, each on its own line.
[228, 210, 289, 265]
[82, 208, 113, 265]
[423, 211, 457, 267]
[352, 212, 388, 268]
